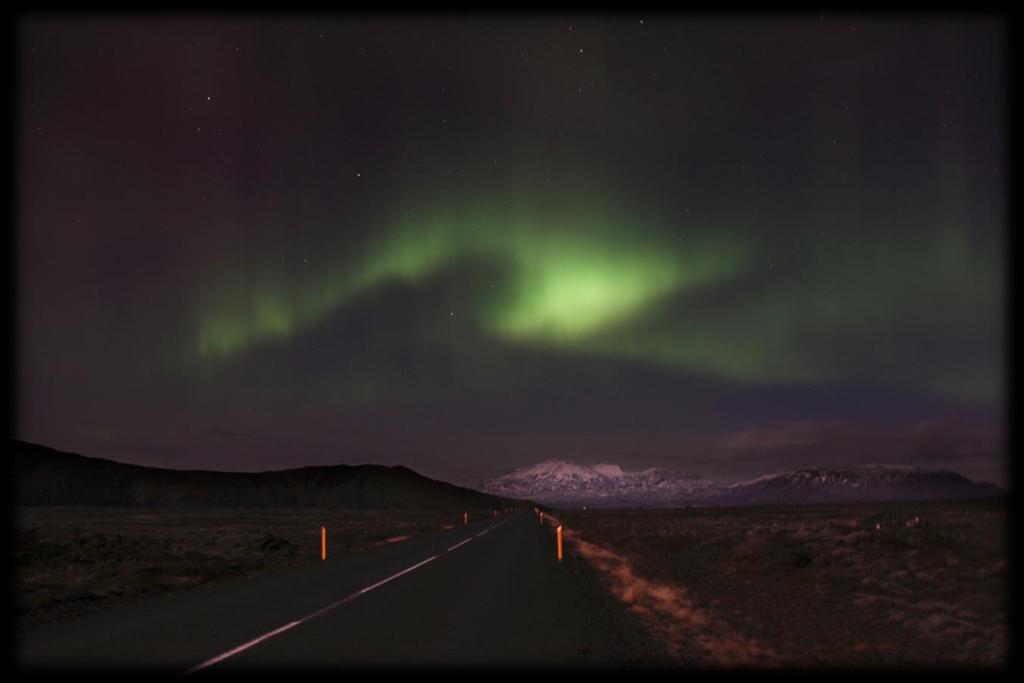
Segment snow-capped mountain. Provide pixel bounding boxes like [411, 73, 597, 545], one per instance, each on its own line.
[709, 464, 1004, 506]
[478, 460, 1003, 508]
[478, 459, 717, 507]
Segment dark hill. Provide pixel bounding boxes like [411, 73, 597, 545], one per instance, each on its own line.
[709, 465, 1004, 507]
[13, 440, 520, 510]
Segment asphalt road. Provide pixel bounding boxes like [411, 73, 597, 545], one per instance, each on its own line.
[16, 510, 663, 672]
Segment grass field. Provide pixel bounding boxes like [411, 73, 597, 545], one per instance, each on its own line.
[14, 506, 475, 628]
[554, 499, 1007, 668]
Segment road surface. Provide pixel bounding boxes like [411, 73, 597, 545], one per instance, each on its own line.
[16, 511, 664, 671]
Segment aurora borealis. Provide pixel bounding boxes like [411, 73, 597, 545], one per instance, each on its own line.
[197, 194, 745, 356]
[17, 15, 1007, 486]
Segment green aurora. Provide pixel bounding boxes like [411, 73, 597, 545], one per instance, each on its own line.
[197, 197, 748, 356]
[194, 187, 1001, 404]
[17, 17, 1005, 485]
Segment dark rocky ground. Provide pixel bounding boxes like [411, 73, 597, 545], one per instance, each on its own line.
[13, 506, 477, 628]
[17, 511, 665, 671]
[555, 498, 1008, 668]
[15, 500, 1008, 669]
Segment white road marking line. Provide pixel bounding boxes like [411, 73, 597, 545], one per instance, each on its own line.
[357, 555, 438, 595]
[182, 514, 515, 675]
[182, 620, 302, 675]
[447, 538, 473, 552]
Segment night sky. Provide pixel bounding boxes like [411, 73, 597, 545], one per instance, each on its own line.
[16, 15, 1007, 487]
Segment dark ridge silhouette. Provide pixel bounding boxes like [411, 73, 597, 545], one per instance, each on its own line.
[13, 440, 523, 510]
[710, 466, 1005, 507]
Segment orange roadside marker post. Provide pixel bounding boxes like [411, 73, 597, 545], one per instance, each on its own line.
[464, 512, 468, 525]
[557, 525, 563, 562]
[539, 511, 544, 524]
[321, 526, 326, 561]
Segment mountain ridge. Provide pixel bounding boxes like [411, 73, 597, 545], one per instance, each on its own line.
[479, 459, 1003, 507]
[13, 440, 520, 510]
